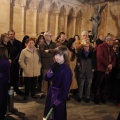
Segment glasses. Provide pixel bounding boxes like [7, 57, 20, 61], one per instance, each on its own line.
[45, 35, 52, 37]
[39, 38, 44, 39]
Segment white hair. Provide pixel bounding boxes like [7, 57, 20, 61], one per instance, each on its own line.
[105, 35, 113, 41]
[44, 31, 49, 36]
[81, 31, 88, 36]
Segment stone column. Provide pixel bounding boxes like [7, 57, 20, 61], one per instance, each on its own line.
[80, 10, 84, 32]
[33, 8, 38, 36]
[8, 0, 11, 30]
[45, 11, 49, 31]
[65, 14, 68, 34]
[55, 12, 59, 37]
[105, 2, 111, 35]
[7, 0, 14, 30]
[10, 1, 14, 30]
[89, 4, 92, 30]
[81, 17, 84, 32]
[21, 5, 26, 35]
[73, 15, 77, 36]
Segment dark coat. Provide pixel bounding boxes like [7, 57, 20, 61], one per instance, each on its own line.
[116, 53, 120, 79]
[96, 42, 116, 72]
[96, 39, 104, 46]
[7, 38, 22, 63]
[0, 58, 10, 117]
[7, 38, 22, 91]
[44, 63, 72, 120]
[56, 40, 68, 47]
[39, 41, 56, 69]
[77, 48, 93, 79]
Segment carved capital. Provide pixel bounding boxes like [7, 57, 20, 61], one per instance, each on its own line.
[33, 0, 40, 10]
[42, 3, 51, 12]
[21, 0, 27, 7]
[55, 11, 60, 15]
[8, 0, 15, 7]
[73, 15, 77, 18]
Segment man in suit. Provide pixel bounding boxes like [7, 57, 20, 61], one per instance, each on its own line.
[8, 30, 23, 95]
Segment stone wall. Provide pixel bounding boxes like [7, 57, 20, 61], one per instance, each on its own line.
[98, 1, 120, 37]
[0, 0, 120, 41]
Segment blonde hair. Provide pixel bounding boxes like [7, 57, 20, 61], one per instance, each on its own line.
[0, 33, 8, 43]
[81, 31, 88, 36]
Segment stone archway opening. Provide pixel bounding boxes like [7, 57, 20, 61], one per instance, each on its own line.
[48, 2, 58, 38]
[58, 6, 66, 35]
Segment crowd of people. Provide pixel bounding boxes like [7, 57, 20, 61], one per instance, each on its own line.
[0, 29, 120, 120]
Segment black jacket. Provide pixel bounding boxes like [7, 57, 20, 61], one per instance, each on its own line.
[8, 38, 22, 63]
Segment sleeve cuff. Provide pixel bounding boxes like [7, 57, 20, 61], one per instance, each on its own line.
[46, 70, 54, 78]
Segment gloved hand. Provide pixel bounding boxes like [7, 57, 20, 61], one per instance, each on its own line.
[51, 62, 60, 73]
[51, 104, 57, 111]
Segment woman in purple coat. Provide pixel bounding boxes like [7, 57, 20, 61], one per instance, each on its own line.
[43, 46, 72, 120]
[0, 45, 10, 119]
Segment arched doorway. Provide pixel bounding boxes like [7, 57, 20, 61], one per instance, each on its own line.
[58, 6, 66, 35]
[48, 3, 58, 38]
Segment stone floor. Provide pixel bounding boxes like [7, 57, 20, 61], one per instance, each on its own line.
[5, 93, 120, 120]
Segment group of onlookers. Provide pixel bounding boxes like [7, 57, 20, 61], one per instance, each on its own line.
[0, 29, 120, 119]
[69, 31, 120, 106]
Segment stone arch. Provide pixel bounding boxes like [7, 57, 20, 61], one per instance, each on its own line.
[25, 1, 35, 35]
[14, 0, 21, 5]
[58, 6, 66, 35]
[38, 0, 44, 9]
[25, 0, 32, 9]
[12, 0, 23, 33]
[44, 0, 52, 4]
[48, 2, 58, 36]
[76, 10, 82, 36]
[67, 8, 75, 38]
[49, 2, 58, 12]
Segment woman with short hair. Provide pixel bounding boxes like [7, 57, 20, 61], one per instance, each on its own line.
[19, 38, 42, 100]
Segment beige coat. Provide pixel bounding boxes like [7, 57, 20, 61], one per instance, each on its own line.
[19, 47, 41, 77]
[68, 50, 78, 90]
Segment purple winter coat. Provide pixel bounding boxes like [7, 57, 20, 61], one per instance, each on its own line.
[44, 63, 72, 120]
[0, 58, 10, 117]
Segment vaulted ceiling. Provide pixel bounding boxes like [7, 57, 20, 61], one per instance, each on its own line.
[77, 0, 119, 4]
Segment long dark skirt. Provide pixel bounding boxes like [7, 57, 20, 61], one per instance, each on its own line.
[44, 87, 67, 120]
[0, 76, 8, 118]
